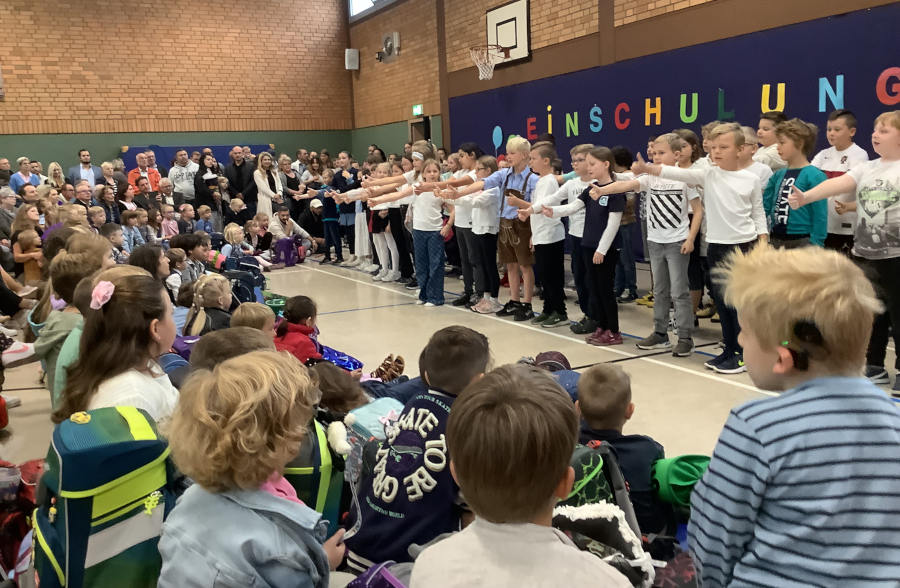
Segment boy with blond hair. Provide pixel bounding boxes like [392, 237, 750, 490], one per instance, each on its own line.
[690, 245, 900, 586]
[576, 363, 669, 534]
[632, 122, 767, 373]
[790, 110, 900, 393]
[411, 364, 630, 587]
[230, 302, 276, 337]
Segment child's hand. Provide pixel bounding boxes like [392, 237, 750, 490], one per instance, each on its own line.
[369, 197, 383, 207]
[378, 210, 389, 218]
[834, 200, 856, 215]
[788, 185, 805, 210]
[506, 195, 527, 208]
[631, 152, 651, 175]
[442, 186, 459, 200]
[323, 528, 346, 570]
[414, 182, 432, 195]
[589, 184, 609, 200]
[342, 170, 351, 179]
[680, 238, 694, 255]
[439, 224, 451, 238]
[517, 208, 532, 221]
[593, 251, 605, 264]
[541, 207, 554, 218]
[350, 369, 362, 380]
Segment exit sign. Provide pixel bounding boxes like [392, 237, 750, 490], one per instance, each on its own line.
[412, 103, 423, 116]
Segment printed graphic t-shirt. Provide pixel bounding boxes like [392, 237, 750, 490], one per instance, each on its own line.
[848, 158, 900, 260]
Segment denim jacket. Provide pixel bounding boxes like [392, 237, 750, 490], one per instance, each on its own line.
[158, 484, 330, 587]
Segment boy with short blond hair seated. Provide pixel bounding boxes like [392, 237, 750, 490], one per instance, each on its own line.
[689, 245, 900, 586]
[577, 364, 668, 534]
[411, 364, 630, 587]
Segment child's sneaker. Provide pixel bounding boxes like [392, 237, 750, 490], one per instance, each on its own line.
[589, 330, 623, 346]
[585, 328, 608, 345]
[471, 298, 493, 314]
[704, 351, 730, 370]
[672, 338, 695, 357]
[340, 255, 358, 267]
[496, 300, 519, 317]
[636, 292, 654, 307]
[513, 302, 534, 322]
[570, 316, 598, 334]
[696, 303, 717, 318]
[617, 289, 637, 303]
[2, 340, 35, 368]
[541, 312, 568, 328]
[530, 312, 551, 325]
[452, 294, 472, 307]
[865, 365, 890, 384]
[713, 352, 746, 374]
[636, 332, 671, 350]
[404, 279, 419, 290]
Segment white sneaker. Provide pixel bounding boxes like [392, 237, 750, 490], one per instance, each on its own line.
[1, 394, 21, 408]
[0, 325, 17, 337]
[373, 270, 388, 281]
[340, 256, 358, 267]
[3, 341, 35, 367]
[415, 300, 425, 305]
[364, 263, 380, 272]
[387, 270, 401, 281]
[424, 302, 436, 307]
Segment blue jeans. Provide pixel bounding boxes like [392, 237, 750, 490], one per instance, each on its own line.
[413, 229, 445, 305]
[615, 223, 637, 295]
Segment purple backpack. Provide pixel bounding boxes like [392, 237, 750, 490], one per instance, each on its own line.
[273, 237, 300, 267]
[172, 335, 201, 360]
[347, 561, 407, 588]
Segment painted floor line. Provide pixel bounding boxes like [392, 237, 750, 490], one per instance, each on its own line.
[319, 302, 418, 315]
[301, 264, 772, 396]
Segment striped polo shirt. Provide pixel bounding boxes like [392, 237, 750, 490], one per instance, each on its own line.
[689, 376, 900, 587]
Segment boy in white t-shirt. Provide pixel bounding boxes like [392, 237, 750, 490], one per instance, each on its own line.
[409, 364, 630, 588]
[740, 126, 775, 187]
[789, 110, 900, 395]
[810, 109, 870, 254]
[592, 134, 702, 357]
[754, 111, 788, 171]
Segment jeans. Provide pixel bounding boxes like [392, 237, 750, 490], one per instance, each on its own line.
[614, 223, 638, 295]
[413, 229, 445, 304]
[473, 232, 500, 297]
[856, 256, 900, 370]
[569, 234, 590, 315]
[534, 239, 566, 315]
[455, 226, 476, 296]
[707, 241, 755, 354]
[586, 247, 620, 332]
[323, 220, 342, 260]
[648, 240, 692, 339]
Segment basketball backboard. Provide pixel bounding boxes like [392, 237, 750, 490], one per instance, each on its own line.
[486, 0, 530, 65]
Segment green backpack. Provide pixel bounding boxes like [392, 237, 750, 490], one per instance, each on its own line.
[32, 407, 174, 588]
[283, 419, 344, 535]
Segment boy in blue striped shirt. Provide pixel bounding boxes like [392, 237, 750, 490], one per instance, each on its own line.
[689, 245, 900, 587]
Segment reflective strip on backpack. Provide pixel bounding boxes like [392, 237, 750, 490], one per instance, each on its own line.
[566, 456, 605, 501]
[83, 505, 164, 568]
[115, 406, 157, 441]
[314, 421, 332, 513]
[32, 510, 66, 586]
[59, 449, 170, 519]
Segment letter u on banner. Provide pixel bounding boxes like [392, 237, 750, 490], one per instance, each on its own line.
[761, 83, 786, 113]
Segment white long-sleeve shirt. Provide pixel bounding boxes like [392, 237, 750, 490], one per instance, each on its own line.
[451, 169, 477, 228]
[527, 174, 566, 245]
[456, 187, 501, 235]
[658, 165, 766, 244]
[531, 176, 590, 238]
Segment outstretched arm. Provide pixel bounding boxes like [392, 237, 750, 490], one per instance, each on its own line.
[787, 174, 857, 209]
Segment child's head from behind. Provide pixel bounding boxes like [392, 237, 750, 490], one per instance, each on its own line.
[825, 109, 857, 150]
[310, 361, 368, 413]
[54, 266, 169, 423]
[190, 326, 276, 371]
[577, 364, 633, 432]
[18, 228, 41, 250]
[277, 295, 316, 335]
[419, 325, 490, 396]
[169, 350, 317, 492]
[447, 364, 577, 524]
[99, 222, 124, 247]
[721, 245, 882, 390]
[229, 197, 245, 213]
[50, 250, 107, 305]
[191, 274, 231, 311]
[231, 301, 276, 336]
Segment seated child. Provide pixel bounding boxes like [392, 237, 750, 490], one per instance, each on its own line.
[188, 326, 276, 371]
[230, 301, 276, 336]
[195, 204, 214, 234]
[410, 364, 630, 587]
[173, 282, 193, 336]
[576, 364, 669, 534]
[225, 197, 253, 228]
[222, 223, 275, 270]
[34, 252, 102, 396]
[689, 245, 900, 586]
[309, 361, 403, 438]
[158, 350, 345, 587]
[183, 274, 232, 336]
[88, 205, 106, 234]
[165, 247, 187, 301]
[177, 203, 195, 234]
[120, 210, 146, 253]
[161, 205, 179, 239]
[99, 222, 128, 263]
[273, 295, 323, 364]
[344, 326, 491, 571]
[17, 228, 43, 284]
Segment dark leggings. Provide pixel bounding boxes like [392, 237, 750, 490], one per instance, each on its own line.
[323, 221, 342, 260]
[473, 232, 500, 297]
[586, 247, 620, 333]
[856, 256, 900, 370]
[387, 208, 414, 278]
[707, 241, 755, 354]
[534, 240, 566, 315]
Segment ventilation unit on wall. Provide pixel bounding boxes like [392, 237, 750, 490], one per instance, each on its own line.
[345, 49, 360, 70]
[376, 32, 400, 63]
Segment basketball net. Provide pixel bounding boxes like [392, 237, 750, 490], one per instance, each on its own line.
[469, 45, 509, 80]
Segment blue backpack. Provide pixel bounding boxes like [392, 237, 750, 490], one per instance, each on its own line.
[32, 407, 175, 588]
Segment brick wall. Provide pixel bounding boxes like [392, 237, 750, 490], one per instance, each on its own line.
[445, 0, 600, 73]
[614, 0, 716, 26]
[349, 0, 441, 128]
[0, 0, 353, 135]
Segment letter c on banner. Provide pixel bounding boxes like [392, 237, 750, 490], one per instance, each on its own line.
[614, 103, 630, 130]
[876, 67, 900, 106]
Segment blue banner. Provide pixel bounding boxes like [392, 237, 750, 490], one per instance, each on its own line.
[449, 5, 900, 163]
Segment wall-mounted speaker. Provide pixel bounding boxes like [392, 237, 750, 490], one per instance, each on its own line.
[345, 48, 360, 71]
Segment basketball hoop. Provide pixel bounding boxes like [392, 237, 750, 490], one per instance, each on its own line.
[469, 45, 511, 80]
